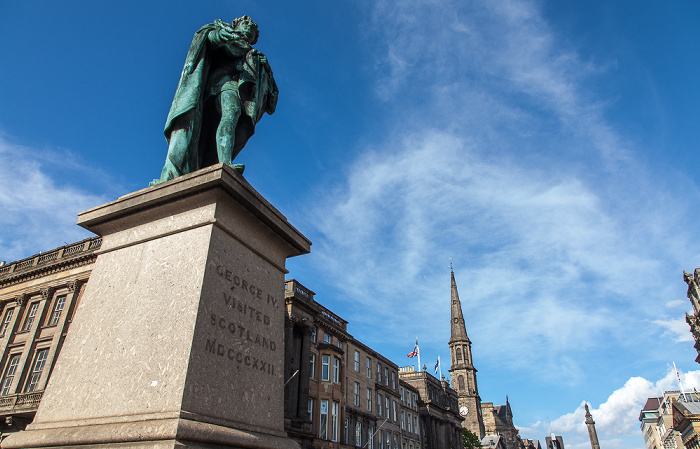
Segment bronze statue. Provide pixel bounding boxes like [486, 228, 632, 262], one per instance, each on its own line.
[151, 16, 278, 185]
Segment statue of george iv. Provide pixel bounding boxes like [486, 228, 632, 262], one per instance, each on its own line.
[151, 16, 278, 185]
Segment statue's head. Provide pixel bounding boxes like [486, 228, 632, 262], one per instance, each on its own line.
[233, 15, 259, 45]
[685, 271, 693, 284]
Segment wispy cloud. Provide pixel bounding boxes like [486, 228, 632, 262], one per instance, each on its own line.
[307, 125, 695, 381]
[653, 317, 694, 343]
[305, 0, 700, 391]
[0, 136, 113, 262]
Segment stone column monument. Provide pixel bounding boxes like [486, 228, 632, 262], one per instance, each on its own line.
[584, 403, 600, 449]
[5, 16, 307, 449]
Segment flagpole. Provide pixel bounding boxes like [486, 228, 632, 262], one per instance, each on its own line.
[417, 337, 421, 372]
[674, 361, 687, 400]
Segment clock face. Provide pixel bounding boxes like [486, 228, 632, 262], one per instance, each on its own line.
[460, 406, 469, 416]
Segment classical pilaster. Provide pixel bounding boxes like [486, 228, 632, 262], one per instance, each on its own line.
[296, 325, 312, 419]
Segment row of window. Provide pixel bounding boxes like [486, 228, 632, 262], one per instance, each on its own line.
[0, 348, 49, 396]
[348, 422, 401, 449]
[399, 409, 419, 434]
[310, 327, 343, 350]
[353, 350, 397, 389]
[0, 295, 67, 337]
[310, 354, 341, 382]
[351, 381, 408, 424]
[315, 399, 340, 441]
[399, 386, 418, 410]
[308, 399, 408, 449]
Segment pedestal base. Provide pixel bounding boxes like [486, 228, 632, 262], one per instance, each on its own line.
[4, 164, 310, 449]
[5, 416, 300, 449]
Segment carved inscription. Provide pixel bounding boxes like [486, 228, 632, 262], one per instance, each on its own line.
[205, 264, 278, 377]
[223, 293, 271, 326]
[205, 339, 275, 375]
[216, 266, 279, 310]
[209, 313, 276, 351]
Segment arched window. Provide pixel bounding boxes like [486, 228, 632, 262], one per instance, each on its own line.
[458, 375, 465, 391]
[456, 347, 462, 362]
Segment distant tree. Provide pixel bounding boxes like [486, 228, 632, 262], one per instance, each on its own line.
[463, 429, 481, 449]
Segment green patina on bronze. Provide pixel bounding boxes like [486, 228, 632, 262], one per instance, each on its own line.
[151, 16, 278, 185]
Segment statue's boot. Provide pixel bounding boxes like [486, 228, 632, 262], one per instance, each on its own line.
[225, 162, 245, 174]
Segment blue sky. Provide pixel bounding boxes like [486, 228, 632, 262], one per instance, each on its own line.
[1, 1, 700, 448]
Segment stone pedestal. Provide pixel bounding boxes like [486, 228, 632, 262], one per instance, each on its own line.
[4, 164, 310, 449]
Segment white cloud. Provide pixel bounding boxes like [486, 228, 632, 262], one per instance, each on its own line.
[653, 317, 693, 343]
[519, 369, 700, 448]
[666, 300, 686, 309]
[0, 136, 111, 262]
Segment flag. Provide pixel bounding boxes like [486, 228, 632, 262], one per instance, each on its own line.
[434, 356, 440, 374]
[407, 338, 419, 358]
[694, 387, 699, 400]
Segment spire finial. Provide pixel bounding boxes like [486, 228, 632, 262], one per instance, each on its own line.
[449, 257, 453, 271]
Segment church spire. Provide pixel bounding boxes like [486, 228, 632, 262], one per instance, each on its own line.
[585, 403, 600, 449]
[450, 269, 470, 344]
[448, 268, 485, 438]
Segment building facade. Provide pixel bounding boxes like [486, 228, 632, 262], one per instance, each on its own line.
[545, 435, 565, 449]
[399, 367, 464, 449]
[0, 237, 101, 441]
[672, 400, 700, 449]
[399, 379, 422, 449]
[639, 391, 697, 449]
[683, 269, 700, 364]
[482, 398, 522, 449]
[284, 279, 427, 449]
[284, 279, 350, 449]
[641, 397, 663, 449]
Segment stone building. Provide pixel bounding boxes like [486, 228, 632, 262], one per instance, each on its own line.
[345, 337, 402, 449]
[283, 279, 421, 449]
[399, 380, 421, 449]
[284, 279, 350, 449]
[522, 439, 542, 449]
[0, 237, 101, 441]
[639, 391, 697, 449]
[482, 398, 522, 449]
[398, 367, 463, 449]
[640, 397, 663, 449]
[482, 434, 508, 449]
[545, 435, 565, 449]
[672, 400, 700, 449]
[683, 269, 700, 364]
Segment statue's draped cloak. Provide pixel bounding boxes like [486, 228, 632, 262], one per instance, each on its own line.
[163, 22, 278, 175]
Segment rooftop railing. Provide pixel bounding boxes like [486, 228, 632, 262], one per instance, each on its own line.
[0, 236, 102, 277]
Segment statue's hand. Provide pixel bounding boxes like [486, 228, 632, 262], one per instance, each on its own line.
[219, 28, 237, 42]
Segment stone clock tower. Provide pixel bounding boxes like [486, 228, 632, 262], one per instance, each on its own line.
[448, 270, 485, 438]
